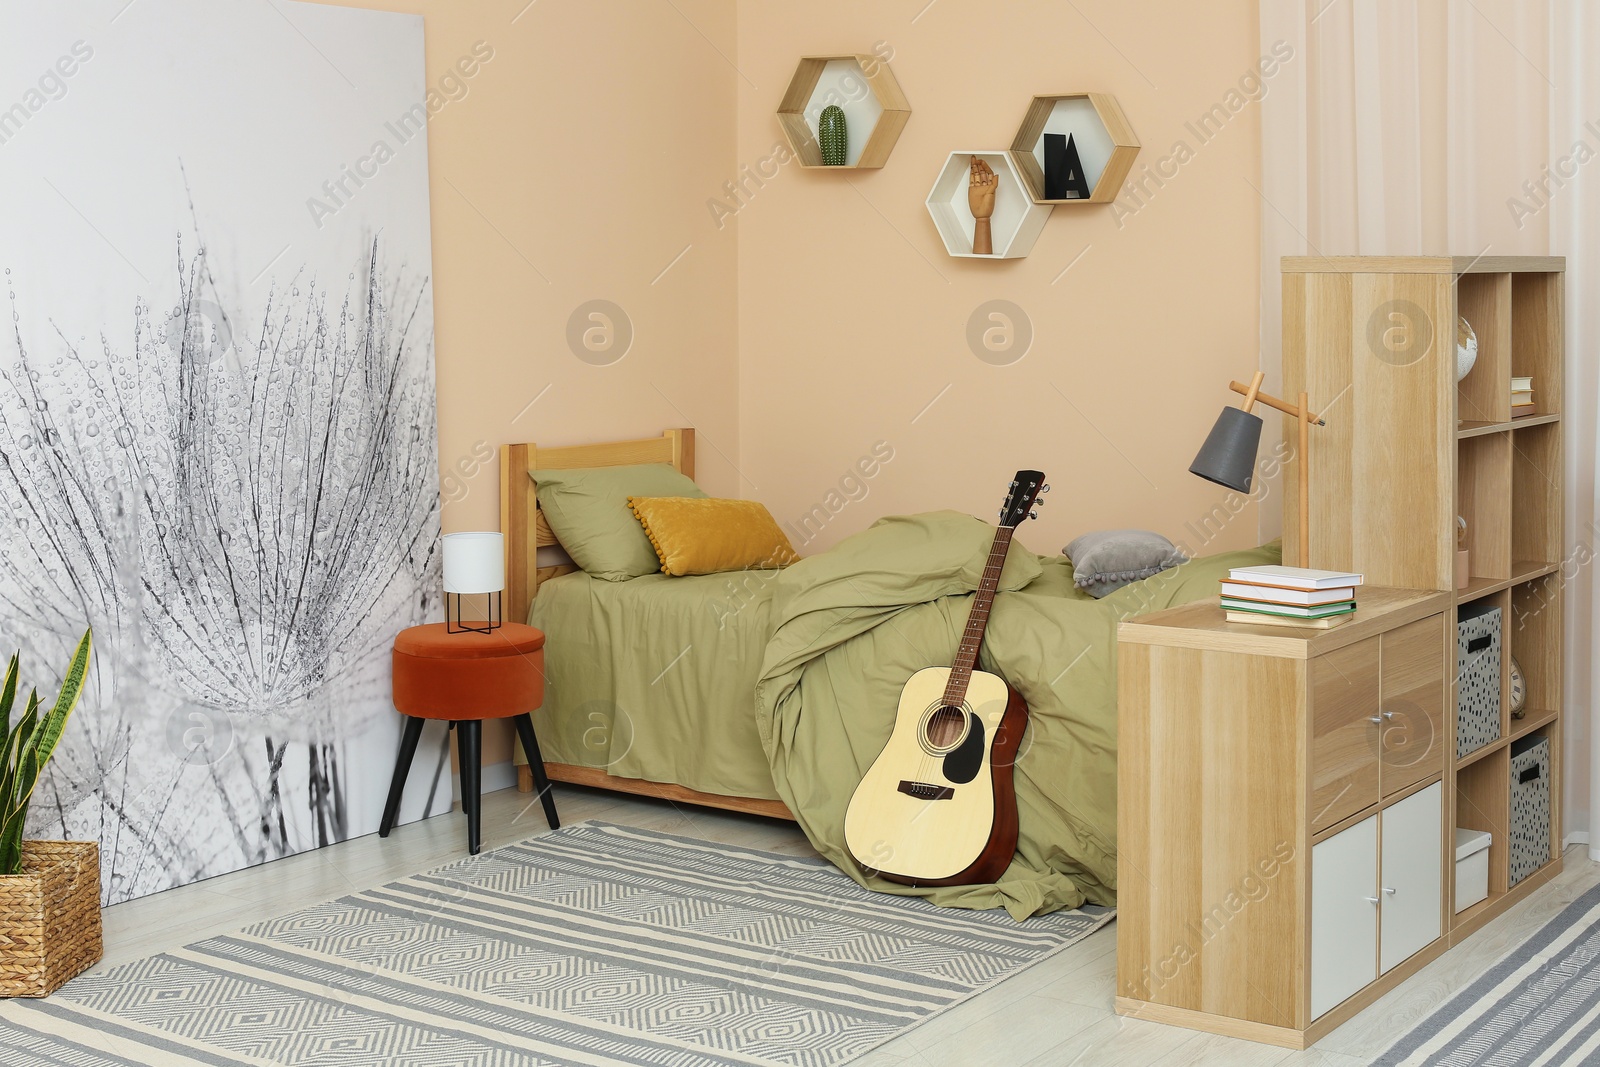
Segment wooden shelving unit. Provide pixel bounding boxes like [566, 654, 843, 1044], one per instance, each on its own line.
[1282, 255, 1566, 949]
[924, 151, 1052, 259]
[775, 55, 911, 170]
[1005, 92, 1139, 205]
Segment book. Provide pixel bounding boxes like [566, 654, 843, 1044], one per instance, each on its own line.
[1219, 581, 1356, 606]
[1226, 609, 1353, 630]
[1511, 376, 1533, 391]
[1512, 403, 1538, 418]
[1226, 564, 1364, 590]
[1511, 390, 1534, 405]
[1220, 597, 1355, 619]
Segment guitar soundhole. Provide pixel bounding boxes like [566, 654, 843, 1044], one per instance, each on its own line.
[924, 706, 968, 751]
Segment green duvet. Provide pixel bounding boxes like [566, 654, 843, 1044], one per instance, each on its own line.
[754, 511, 1278, 919]
[529, 509, 1276, 920]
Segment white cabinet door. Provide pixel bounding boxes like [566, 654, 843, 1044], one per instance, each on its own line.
[1311, 814, 1378, 1020]
[1380, 781, 1443, 973]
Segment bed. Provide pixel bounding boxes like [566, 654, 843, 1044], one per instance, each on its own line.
[502, 427, 1281, 916]
[503, 428, 793, 819]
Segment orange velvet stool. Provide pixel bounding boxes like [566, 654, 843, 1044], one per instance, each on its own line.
[380, 622, 558, 854]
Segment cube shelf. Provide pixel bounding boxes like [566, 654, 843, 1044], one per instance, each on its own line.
[1457, 272, 1511, 424]
[1512, 421, 1561, 564]
[1455, 746, 1509, 915]
[1457, 432, 1511, 584]
[1512, 272, 1564, 418]
[1281, 255, 1566, 947]
[1509, 578, 1561, 725]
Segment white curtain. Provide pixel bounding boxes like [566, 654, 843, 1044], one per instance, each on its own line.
[1259, 0, 1596, 851]
[1551, 1, 1600, 858]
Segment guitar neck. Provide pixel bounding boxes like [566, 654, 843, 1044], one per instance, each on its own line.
[942, 525, 1014, 708]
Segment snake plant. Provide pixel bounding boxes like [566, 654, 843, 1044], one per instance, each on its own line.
[0, 631, 90, 877]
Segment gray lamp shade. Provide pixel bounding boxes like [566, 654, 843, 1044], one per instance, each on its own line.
[1190, 406, 1263, 493]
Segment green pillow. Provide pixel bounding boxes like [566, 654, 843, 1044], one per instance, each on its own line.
[533, 463, 706, 581]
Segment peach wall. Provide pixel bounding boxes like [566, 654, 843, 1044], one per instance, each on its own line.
[309, 0, 742, 765]
[306, 0, 1273, 770]
[734, 0, 1269, 559]
[311, 0, 744, 529]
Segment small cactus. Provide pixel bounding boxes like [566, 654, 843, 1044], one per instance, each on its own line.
[818, 105, 847, 166]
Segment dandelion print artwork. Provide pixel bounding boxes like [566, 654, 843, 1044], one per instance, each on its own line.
[0, 1, 451, 903]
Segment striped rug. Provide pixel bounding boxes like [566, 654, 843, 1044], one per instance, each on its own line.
[1374, 879, 1600, 1065]
[0, 822, 1110, 1066]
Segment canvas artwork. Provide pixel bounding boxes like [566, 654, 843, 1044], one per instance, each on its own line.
[0, 0, 450, 904]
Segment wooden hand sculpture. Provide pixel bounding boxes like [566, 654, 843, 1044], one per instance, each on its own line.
[968, 155, 997, 254]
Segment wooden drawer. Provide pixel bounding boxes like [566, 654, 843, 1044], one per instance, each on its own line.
[1379, 614, 1447, 795]
[1311, 614, 1446, 833]
[1311, 638, 1381, 833]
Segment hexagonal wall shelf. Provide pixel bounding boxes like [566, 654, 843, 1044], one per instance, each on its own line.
[925, 151, 1052, 259]
[1007, 93, 1139, 205]
[776, 55, 911, 169]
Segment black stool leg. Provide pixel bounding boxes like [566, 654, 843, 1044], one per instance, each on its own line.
[379, 716, 426, 838]
[458, 719, 483, 854]
[513, 713, 560, 830]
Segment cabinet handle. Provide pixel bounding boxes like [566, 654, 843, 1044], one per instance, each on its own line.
[1368, 716, 1383, 724]
[1382, 887, 1396, 896]
[1364, 896, 1380, 905]
[1382, 711, 1395, 721]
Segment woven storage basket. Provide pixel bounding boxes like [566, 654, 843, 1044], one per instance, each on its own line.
[0, 840, 102, 997]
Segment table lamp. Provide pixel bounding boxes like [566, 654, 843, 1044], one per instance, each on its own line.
[443, 531, 504, 634]
[1189, 371, 1325, 567]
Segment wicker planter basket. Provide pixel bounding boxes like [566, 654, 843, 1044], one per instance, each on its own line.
[0, 841, 102, 997]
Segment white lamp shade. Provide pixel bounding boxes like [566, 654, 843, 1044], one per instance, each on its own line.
[442, 532, 505, 594]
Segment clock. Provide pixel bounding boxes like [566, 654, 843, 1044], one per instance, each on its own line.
[1509, 656, 1527, 718]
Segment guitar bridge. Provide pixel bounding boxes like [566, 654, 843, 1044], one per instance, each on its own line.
[897, 780, 954, 801]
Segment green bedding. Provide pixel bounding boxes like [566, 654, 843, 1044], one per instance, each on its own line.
[525, 509, 1277, 920]
[526, 569, 781, 801]
[754, 511, 1279, 919]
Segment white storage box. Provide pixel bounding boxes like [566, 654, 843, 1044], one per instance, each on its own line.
[1455, 827, 1491, 913]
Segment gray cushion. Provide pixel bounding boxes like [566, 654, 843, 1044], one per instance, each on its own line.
[1064, 529, 1188, 598]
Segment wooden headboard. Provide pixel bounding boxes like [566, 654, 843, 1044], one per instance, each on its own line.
[499, 428, 695, 622]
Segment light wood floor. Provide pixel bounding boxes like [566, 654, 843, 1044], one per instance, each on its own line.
[28, 784, 1597, 1066]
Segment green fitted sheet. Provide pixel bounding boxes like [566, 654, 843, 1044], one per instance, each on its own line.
[524, 568, 782, 801]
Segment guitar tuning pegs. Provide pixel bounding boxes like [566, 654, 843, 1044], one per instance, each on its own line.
[1040, 484, 1051, 493]
[998, 508, 1005, 518]
[1034, 498, 1045, 507]
[1010, 480, 1018, 487]
[1029, 510, 1039, 520]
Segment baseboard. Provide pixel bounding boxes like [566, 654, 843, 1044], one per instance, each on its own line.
[452, 760, 517, 802]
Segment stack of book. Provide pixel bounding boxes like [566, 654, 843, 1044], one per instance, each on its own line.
[1512, 376, 1536, 419]
[1220, 565, 1364, 629]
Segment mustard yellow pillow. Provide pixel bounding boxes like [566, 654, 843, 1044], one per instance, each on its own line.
[626, 497, 799, 577]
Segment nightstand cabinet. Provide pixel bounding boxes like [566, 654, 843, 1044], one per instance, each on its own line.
[1115, 587, 1453, 1050]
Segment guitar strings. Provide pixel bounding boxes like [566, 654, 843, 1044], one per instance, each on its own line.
[919, 526, 1011, 786]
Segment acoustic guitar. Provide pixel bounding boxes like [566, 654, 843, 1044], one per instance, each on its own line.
[844, 471, 1048, 886]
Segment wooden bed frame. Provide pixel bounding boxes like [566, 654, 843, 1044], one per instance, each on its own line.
[501, 428, 794, 821]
